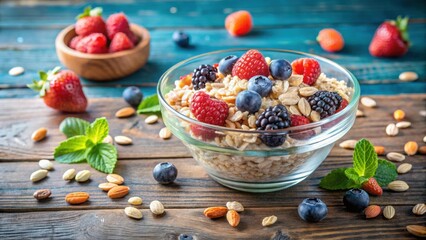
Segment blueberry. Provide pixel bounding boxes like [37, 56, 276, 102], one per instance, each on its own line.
[172, 31, 190, 48]
[178, 234, 193, 240]
[122, 86, 143, 108]
[153, 162, 178, 184]
[218, 55, 239, 75]
[269, 59, 292, 80]
[248, 75, 273, 97]
[236, 90, 262, 114]
[343, 189, 370, 212]
[298, 198, 328, 222]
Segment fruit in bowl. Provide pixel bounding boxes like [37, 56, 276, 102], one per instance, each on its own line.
[55, 6, 150, 81]
[158, 49, 360, 192]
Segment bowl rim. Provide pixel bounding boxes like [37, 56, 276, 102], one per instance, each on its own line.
[157, 48, 361, 134]
[55, 23, 150, 59]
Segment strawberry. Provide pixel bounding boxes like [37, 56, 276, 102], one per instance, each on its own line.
[75, 6, 107, 37]
[336, 99, 349, 113]
[362, 178, 383, 196]
[317, 28, 344, 52]
[76, 33, 108, 53]
[291, 58, 321, 86]
[27, 67, 88, 113]
[69, 36, 83, 49]
[106, 13, 131, 40]
[109, 32, 134, 52]
[225, 10, 253, 37]
[369, 16, 410, 58]
[232, 49, 270, 80]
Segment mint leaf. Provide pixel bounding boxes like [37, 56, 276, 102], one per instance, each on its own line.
[86, 143, 117, 173]
[353, 139, 378, 178]
[137, 94, 160, 114]
[374, 159, 398, 187]
[345, 168, 368, 185]
[320, 168, 358, 190]
[54, 136, 89, 163]
[86, 117, 108, 143]
[59, 117, 90, 138]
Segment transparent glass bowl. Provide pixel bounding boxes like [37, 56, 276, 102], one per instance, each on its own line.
[157, 49, 360, 192]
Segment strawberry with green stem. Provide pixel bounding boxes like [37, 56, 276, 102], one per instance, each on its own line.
[75, 6, 107, 37]
[27, 67, 88, 113]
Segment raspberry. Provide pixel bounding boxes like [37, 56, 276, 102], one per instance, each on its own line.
[190, 91, 228, 126]
[76, 33, 108, 54]
[109, 32, 134, 53]
[106, 13, 131, 40]
[69, 36, 82, 49]
[317, 28, 345, 52]
[190, 125, 216, 140]
[291, 58, 321, 85]
[232, 49, 270, 80]
[291, 115, 310, 126]
[225, 10, 253, 37]
[290, 115, 314, 140]
[75, 16, 107, 37]
[336, 99, 349, 113]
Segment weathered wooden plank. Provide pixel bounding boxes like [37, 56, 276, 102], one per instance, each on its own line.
[0, 95, 424, 160]
[0, 206, 423, 239]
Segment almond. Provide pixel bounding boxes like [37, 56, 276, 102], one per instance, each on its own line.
[404, 141, 418, 156]
[145, 115, 159, 124]
[396, 121, 411, 129]
[106, 173, 124, 185]
[159, 127, 172, 139]
[406, 225, 426, 238]
[262, 215, 278, 227]
[30, 169, 48, 182]
[124, 207, 143, 220]
[356, 109, 365, 117]
[383, 205, 395, 220]
[419, 146, 426, 155]
[386, 152, 405, 162]
[115, 107, 135, 118]
[388, 180, 409, 192]
[38, 159, 53, 170]
[9, 66, 25, 76]
[374, 146, 385, 155]
[385, 123, 398, 136]
[65, 192, 89, 204]
[310, 111, 321, 122]
[420, 110, 426, 117]
[399, 71, 418, 82]
[365, 205, 381, 219]
[203, 206, 228, 219]
[226, 201, 244, 212]
[33, 189, 51, 200]
[108, 186, 130, 199]
[226, 210, 240, 227]
[360, 97, 376, 108]
[393, 109, 405, 121]
[128, 197, 143, 206]
[98, 182, 118, 191]
[397, 163, 412, 174]
[114, 136, 133, 145]
[339, 139, 357, 149]
[31, 127, 47, 142]
[62, 169, 76, 181]
[299, 87, 318, 97]
[412, 203, 426, 216]
[75, 170, 91, 182]
[150, 200, 165, 215]
[297, 98, 311, 117]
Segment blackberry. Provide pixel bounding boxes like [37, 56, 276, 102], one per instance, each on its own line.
[307, 91, 343, 119]
[256, 104, 291, 147]
[192, 64, 218, 90]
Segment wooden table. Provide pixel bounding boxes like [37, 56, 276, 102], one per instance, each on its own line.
[0, 96, 425, 239]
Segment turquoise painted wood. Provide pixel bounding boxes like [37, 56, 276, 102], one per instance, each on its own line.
[0, 0, 425, 98]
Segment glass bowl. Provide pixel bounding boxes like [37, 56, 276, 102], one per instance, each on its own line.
[157, 49, 360, 192]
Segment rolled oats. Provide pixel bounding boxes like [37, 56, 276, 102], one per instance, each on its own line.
[297, 98, 311, 117]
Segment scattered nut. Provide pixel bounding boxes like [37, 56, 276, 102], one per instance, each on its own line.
[262, 215, 278, 227]
[8, 66, 25, 76]
[404, 141, 418, 156]
[365, 205, 381, 219]
[393, 109, 405, 121]
[98, 182, 118, 191]
[62, 169, 76, 181]
[65, 192, 89, 205]
[128, 197, 143, 205]
[388, 180, 409, 192]
[115, 107, 135, 118]
[412, 203, 426, 216]
[420, 110, 426, 117]
[75, 170, 91, 182]
[203, 206, 228, 219]
[114, 136, 133, 145]
[386, 152, 406, 162]
[419, 146, 426, 155]
[374, 146, 385, 155]
[339, 139, 357, 149]
[145, 115, 159, 124]
[399, 71, 418, 82]
[406, 225, 426, 238]
[159, 127, 172, 139]
[226, 210, 240, 227]
[33, 189, 51, 200]
[124, 207, 143, 220]
[31, 127, 47, 142]
[360, 97, 376, 108]
[383, 206, 395, 220]
[397, 163, 412, 174]
[150, 200, 165, 215]
[30, 169, 48, 182]
[356, 109, 365, 117]
[38, 159, 53, 170]
[106, 173, 124, 185]
[424, 136, 426, 143]
[103, 135, 113, 144]
[226, 201, 244, 212]
[396, 121, 411, 129]
[385, 123, 398, 137]
[108, 186, 130, 199]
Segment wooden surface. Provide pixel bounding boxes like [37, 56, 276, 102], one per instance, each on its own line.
[0, 0, 425, 98]
[0, 95, 425, 239]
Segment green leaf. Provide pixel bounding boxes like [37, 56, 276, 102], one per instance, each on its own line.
[319, 168, 359, 190]
[137, 94, 161, 114]
[86, 143, 117, 174]
[345, 168, 368, 185]
[86, 117, 109, 144]
[374, 159, 398, 187]
[76, 6, 92, 20]
[54, 136, 89, 163]
[352, 139, 378, 178]
[59, 117, 90, 138]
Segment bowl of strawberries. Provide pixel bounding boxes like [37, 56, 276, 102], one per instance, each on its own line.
[55, 7, 150, 81]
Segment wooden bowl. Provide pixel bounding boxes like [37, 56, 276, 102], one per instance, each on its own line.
[55, 24, 150, 81]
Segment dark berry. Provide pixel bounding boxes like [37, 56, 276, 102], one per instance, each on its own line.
[298, 198, 328, 222]
[218, 55, 239, 75]
[178, 234, 193, 240]
[256, 104, 291, 147]
[269, 59, 292, 80]
[235, 90, 262, 114]
[172, 31, 190, 48]
[192, 64, 217, 90]
[123, 86, 143, 107]
[153, 162, 178, 184]
[248, 75, 273, 97]
[343, 189, 370, 212]
[307, 91, 343, 119]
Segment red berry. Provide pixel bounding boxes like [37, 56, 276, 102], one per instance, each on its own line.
[362, 178, 383, 196]
[190, 91, 228, 126]
[225, 10, 253, 37]
[290, 115, 314, 140]
[336, 99, 349, 113]
[75, 16, 107, 37]
[76, 33, 108, 54]
[190, 125, 216, 140]
[109, 32, 134, 53]
[106, 13, 132, 40]
[291, 115, 311, 126]
[317, 28, 345, 52]
[291, 58, 321, 86]
[69, 36, 83, 49]
[232, 49, 270, 80]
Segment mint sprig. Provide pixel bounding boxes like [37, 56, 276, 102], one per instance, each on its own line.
[137, 94, 161, 114]
[54, 117, 117, 173]
[319, 139, 397, 190]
